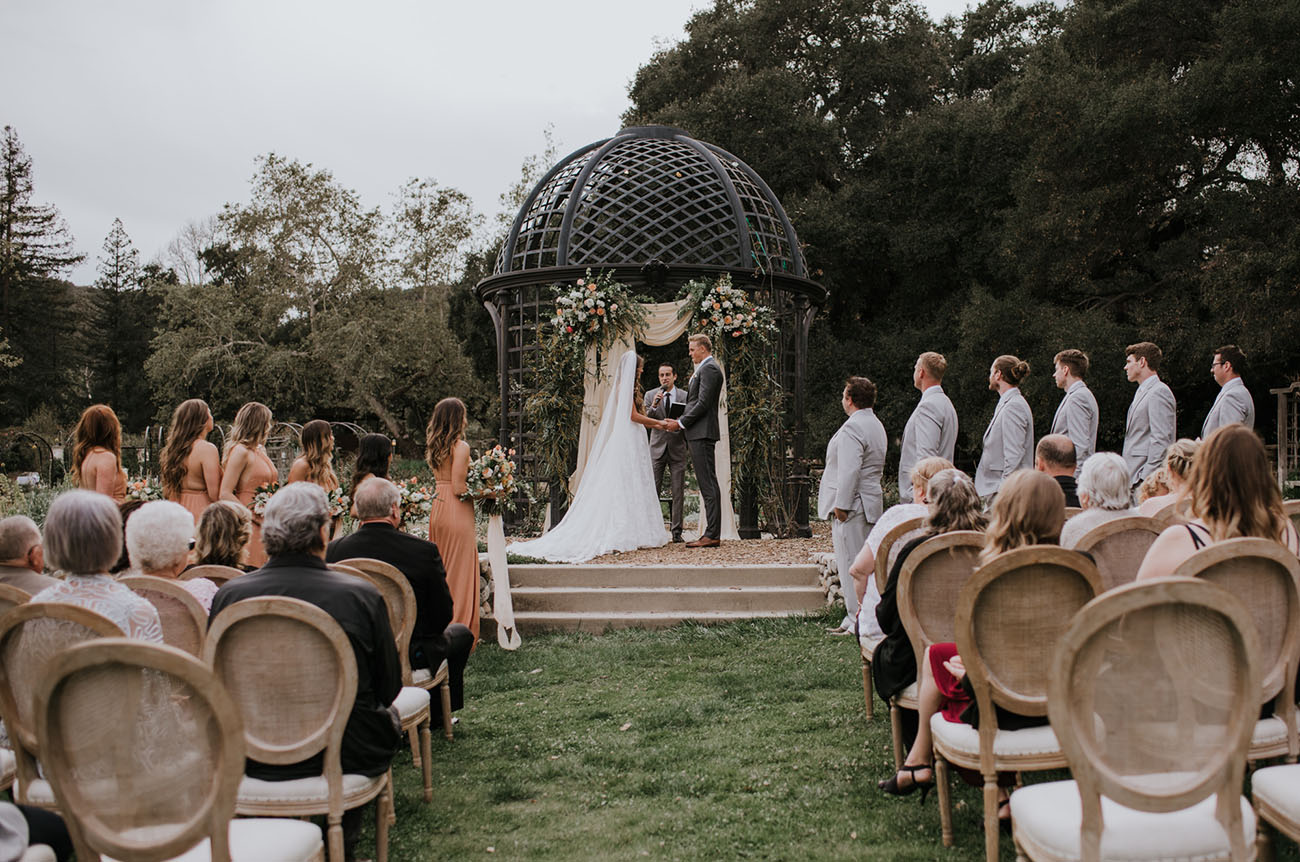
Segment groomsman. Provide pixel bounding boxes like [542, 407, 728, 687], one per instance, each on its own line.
[1050, 349, 1099, 475]
[974, 355, 1034, 498]
[644, 362, 689, 543]
[1121, 341, 1177, 490]
[898, 351, 958, 503]
[1202, 344, 1255, 437]
[819, 377, 886, 635]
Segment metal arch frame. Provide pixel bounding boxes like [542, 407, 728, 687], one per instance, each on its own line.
[0, 430, 56, 486]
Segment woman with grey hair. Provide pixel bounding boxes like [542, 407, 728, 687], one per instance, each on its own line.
[1060, 453, 1135, 548]
[30, 490, 163, 642]
[126, 500, 219, 611]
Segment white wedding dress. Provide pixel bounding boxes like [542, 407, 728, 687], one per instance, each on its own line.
[508, 351, 670, 563]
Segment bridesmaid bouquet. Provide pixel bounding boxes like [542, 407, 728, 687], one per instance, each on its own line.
[124, 475, 163, 503]
[250, 481, 279, 516]
[462, 445, 524, 513]
[326, 487, 350, 519]
[395, 477, 436, 531]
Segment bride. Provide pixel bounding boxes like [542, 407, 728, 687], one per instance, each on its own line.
[508, 351, 671, 562]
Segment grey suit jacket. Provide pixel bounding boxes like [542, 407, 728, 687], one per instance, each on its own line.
[1201, 377, 1254, 437]
[975, 387, 1035, 497]
[818, 407, 887, 523]
[1123, 374, 1177, 486]
[898, 385, 958, 503]
[644, 385, 688, 462]
[0, 564, 58, 595]
[1050, 380, 1099, 473]
[679, 357, 723, 442]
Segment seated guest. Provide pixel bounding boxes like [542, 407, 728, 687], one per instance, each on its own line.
[849, 456, 954, 641]
[1138, 424, 1300, 579]
[1059, 453, 1134, 548]
[0, 801, 72, 862]
[1136, 469, 1171, 506]
[349, 433, 394, 518]
[30, 491, 163, 643]
[1033, 434, 1080, 507]
[0, 516, 57, 594]
[326, 478, 474, 721]
[209, 482, 401, 859]
[1135, 438, 1197, 517]
[126, 500, 219, 612]
[110, 500, 145, 574]
[189, 500, 255, 572]
[872, 469, 986, 706]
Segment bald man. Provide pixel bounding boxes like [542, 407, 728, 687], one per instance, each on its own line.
[1034, 434, 1080, 508]
[0, 516, 57, 594]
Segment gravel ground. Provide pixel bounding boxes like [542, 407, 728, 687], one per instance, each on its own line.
[582, 519, 832, 566]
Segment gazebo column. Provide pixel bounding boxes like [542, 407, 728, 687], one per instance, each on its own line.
[788, 296, 814, 538]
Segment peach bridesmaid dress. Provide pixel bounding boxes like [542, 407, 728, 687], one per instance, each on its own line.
[175, 490, 212, 524]
[234, 448, 278, 568]
[84, 447, 127, 504]
[429, 458, 480, 642]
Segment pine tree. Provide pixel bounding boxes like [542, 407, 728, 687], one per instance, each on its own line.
[88, 218, 157, 427]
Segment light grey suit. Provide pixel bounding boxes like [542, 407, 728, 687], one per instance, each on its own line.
[898, 385, 958, 503]
[975, 387, 1035, 498]
[1050, 380, 1099, 475]
[644, 385, 688, 538]
[819, 407, 887, 624]
[1123, 374, 1177, 488]
[1201, 377, 1254, 437]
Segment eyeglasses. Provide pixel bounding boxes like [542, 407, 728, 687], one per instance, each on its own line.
[1210, 361, 1225, 368]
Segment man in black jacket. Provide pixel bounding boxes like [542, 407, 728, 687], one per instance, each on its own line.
[326, 477, 473, 719]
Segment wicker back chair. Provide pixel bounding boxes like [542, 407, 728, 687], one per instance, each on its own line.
[1173, 537, 1300, 763]
[1072, 515, 1165, 592]
[0, 603, 123, 807]
[0, 583, 30, 617]
[1011, 578, 1260, 862]
[203, 596, 391, 862]
[933, 546, 1102, 862]
[119, 575, 208, 657]
[35, 638, 323, 862]
[1151, 497, 1192, 525]
[182, 564, 245, 589]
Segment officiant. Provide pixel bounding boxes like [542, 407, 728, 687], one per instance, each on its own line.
[644, 361, 689, 543]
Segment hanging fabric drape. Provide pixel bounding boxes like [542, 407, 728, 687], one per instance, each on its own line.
[566, 300, 738, 540]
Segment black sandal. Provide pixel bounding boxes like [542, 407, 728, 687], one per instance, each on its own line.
[877, 763, 934, 802]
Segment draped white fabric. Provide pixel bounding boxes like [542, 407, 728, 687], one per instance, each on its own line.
[567, 300, 738, 540]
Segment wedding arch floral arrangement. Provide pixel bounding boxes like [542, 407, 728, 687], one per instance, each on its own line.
[548, 270, 649, 367]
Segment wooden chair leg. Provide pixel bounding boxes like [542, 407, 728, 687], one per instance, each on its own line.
[983, 776, 1000, 862]
[1257, 814, 1275, 862]
[420, 720, 433, 803]
[936, 755, 954, 847]
[408, 726, 421, 767]
[327, 814, 345, 862]
[440, 685, 454, 740]
[862, 654, 874, 720]
[889, 700, 905, 771]
[375, 776, 391, 862]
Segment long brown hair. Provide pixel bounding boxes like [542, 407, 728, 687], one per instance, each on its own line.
[72, 404, 122, 483]
[1188, 424, 1288, 542]
[425, 398, 467, 471]
[299, 420, 338, 490]
[980, 470, 1065, 563]
[159, 399, 211, 497]
[223, 402, 272, 463]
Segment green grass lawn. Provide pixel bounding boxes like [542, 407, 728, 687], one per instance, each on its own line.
[368, 608, 1299, 861]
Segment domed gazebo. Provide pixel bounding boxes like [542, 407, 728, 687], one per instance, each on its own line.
[476, 125, 826, 537]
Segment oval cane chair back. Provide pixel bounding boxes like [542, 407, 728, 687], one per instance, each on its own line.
[896, 531, 985, 670]
[1073, 516, 1165, 593]
[875, 517, 927, 596]
[0, 583, 31, 617]
[336, 558, 416, 685]
[1044, 578, 1259, 861]
[181, 565, 244, 589]
[34, 638, 246, 862]
[0, 603, 124, 806]
[1152, 497, 1193, 526]
[119, 575, 208, 657]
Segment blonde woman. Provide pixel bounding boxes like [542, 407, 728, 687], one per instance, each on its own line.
[425, 397, 480, 642]
[1136, 438, 1198, 517]
[219, 402, 276, 567]
[72, 404, 127, 503]
[288, 420, 341, 537]
[159, 398, 222, 523]
[190, 500, 254, 571]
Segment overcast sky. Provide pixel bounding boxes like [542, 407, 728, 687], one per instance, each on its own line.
[2, 0, 976, 285]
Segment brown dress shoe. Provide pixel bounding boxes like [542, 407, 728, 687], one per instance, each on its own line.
[685, 536, 721, 548]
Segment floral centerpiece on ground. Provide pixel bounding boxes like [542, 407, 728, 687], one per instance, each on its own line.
[250, 481, 279, 517]
[123, 475, 163, 503]
[395, 477, 436, 532]
[461, 445, 526, 513]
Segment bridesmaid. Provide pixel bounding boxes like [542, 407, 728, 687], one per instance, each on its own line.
[350, 433, 394, 518]
[288, 420, 341, 537]
[159, 398, 222, 523]
[219, 402, 277, 567]
[72, 404, 127, 503]
[426, 398, 479, 643]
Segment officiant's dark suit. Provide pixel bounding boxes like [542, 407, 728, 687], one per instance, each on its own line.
[645, 376, 688, 542]
[679, 346, 724, 543]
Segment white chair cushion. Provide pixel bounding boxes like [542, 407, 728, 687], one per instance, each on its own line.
[1252, 764, 1300, 821]
[394, 686, 430, 722]
[1011, 779, 1255, 861]
[107, 818, 323, 862]
[412, 667, 431, 685]
[1253, 716, 1287, 748]
[929, 711, 1061, 758]
[19, 846, 56, 862]
[13, 776, 55, 805]
[859, 633, 884, 652]
[892, 681, 919, 708]
[238, 772, 383, 805]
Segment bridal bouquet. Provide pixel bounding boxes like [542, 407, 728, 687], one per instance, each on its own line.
[395, 476, 436, 530]
[678, 273, 775, 342]
[123, 475, 163, 503]
[250, 481, 279, 517]
[462, 445, 524, 513]
[326, 487, 350, 519]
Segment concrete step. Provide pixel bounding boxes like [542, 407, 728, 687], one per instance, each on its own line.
[506, 564, 820, 589]
[510, 585, 826, 614]
[506, 609, 821, 633]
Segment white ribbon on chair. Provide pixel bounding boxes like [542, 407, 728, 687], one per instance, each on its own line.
[486, 511, 521, 650]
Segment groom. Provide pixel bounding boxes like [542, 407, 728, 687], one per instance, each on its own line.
[665, 333, 723, 547]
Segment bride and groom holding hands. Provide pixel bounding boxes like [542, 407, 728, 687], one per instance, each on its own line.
[508, 334, 724, 563]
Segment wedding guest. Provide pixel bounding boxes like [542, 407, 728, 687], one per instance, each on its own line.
[426, 397, 480, 643]
[30, 491, 163, 642]
[1137, 425, 1300, 579]
[1059, 452, 1134, 548]
[110, 500, 145, 574]
[351, 433, 394, 493]
[0, 516, 57, 594]
[819, 376, 887, 635]
[1122, 341, 1177, 492]
[1202, 344, 1255, 436]
[219, 402, 277, 567]
[850, 456, 954, 640]
[1033, 434, 1080, 507]
[289, 420, 341, 538]
[72, 404, 127, 503]
[126, 500, 219, 612]
[644, 362, 689, 543]
[1135, 439, 1197, 517]
[190, 500, 254, 571]
[1049, 349, 1098, 474]
[1137, 469, 1172, 505]
[974, 355, 1034, 499]
[0, 801, 72, 862]
[159, 398, 222, 524]
[898, 352, 958, 503]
